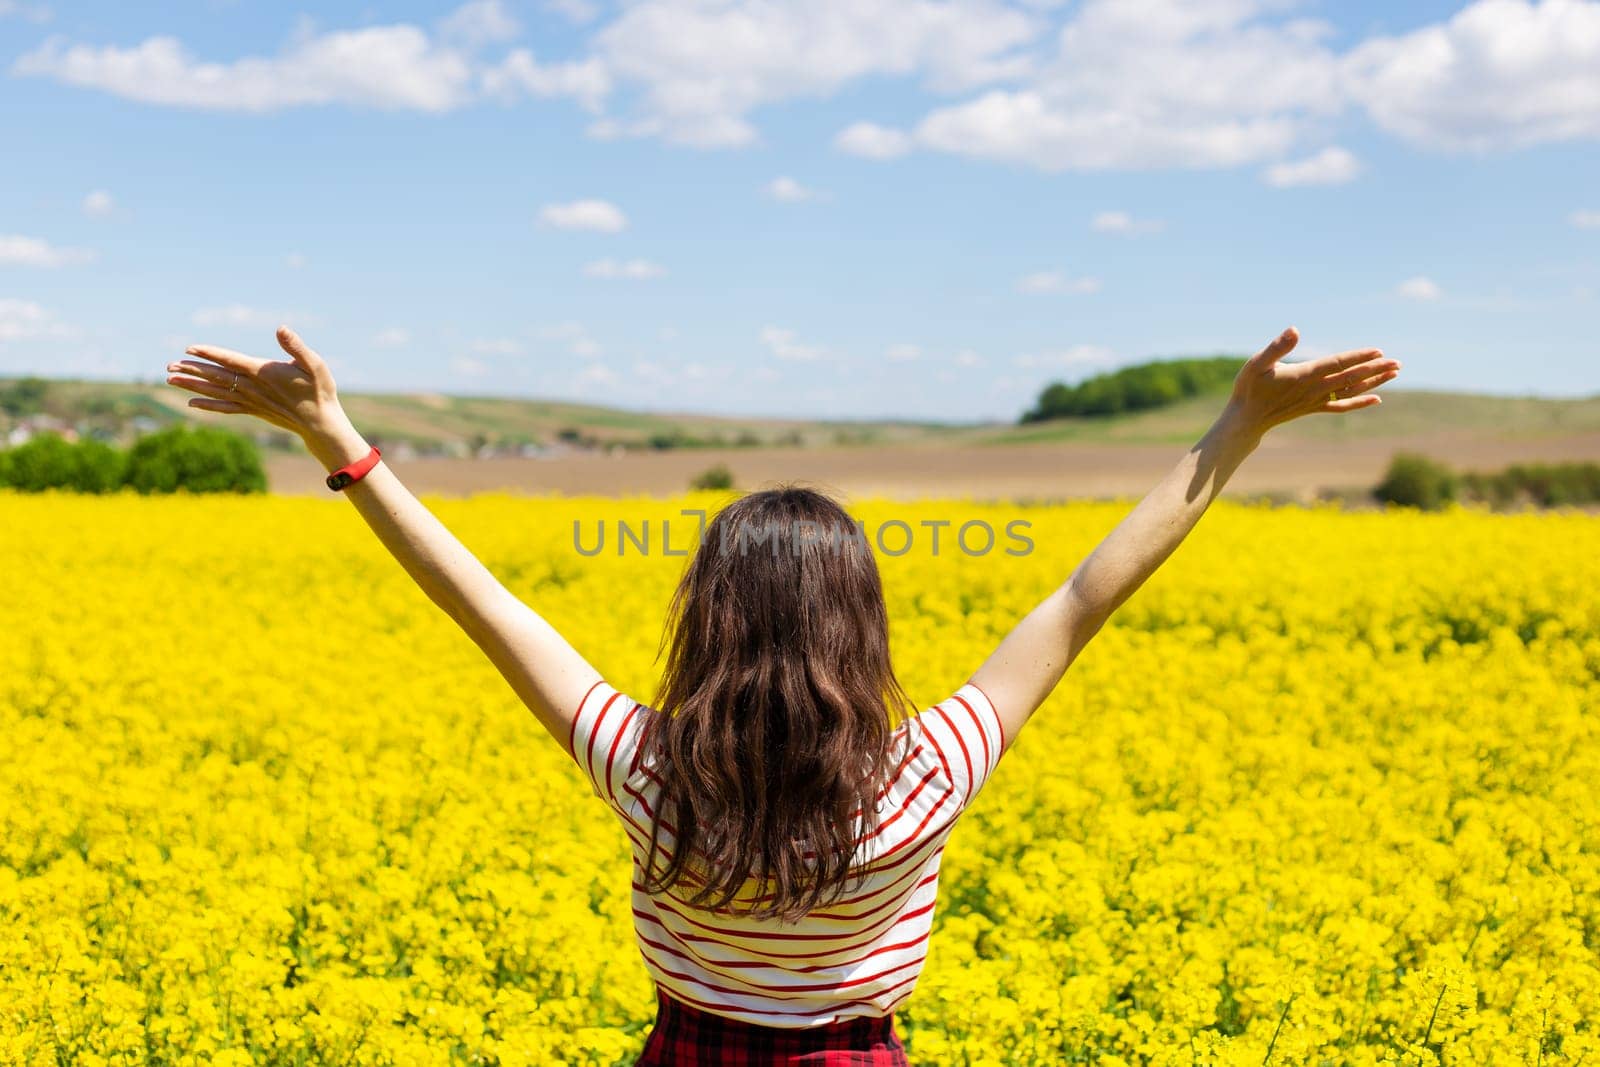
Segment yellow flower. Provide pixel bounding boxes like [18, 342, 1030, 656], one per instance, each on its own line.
[1, 490, 1596, 1063]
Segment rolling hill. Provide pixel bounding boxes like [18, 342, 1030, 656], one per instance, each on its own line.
[4, 373, 1599, 457]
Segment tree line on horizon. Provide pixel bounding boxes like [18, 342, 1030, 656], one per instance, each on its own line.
[1021, 355, 1246, 423]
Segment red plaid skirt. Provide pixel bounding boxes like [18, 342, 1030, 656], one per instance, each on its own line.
[635, 986, 912, 1065]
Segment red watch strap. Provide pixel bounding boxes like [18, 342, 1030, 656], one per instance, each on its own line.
[325, 445, 382, 491]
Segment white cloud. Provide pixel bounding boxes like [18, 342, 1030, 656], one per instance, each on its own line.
[902, 0, 1342, 172]
[373, 327, 410, 347]
[834, 121, 913, 159]
[536, 320, 602, 357]
[0, 299, 72, 343]
[14, 23, 476, 113]
[1395, 276, 1442, 302]
[482, 49, 609, 111]
[1090, 210, 1164, 235]
[1014, 344, 1114, 370]
[886, 342, 921, 362]
[0, 2, 50, 24]
[285, 252, 308, 269]
[0, 234, 96, 267]
[1263, 145, 1361, 186]
[760, 326, 825, 361]
[1344, 0, 1600, 153]
[546, 0, 600, 24]
[953, 349, 984, 368]
[576, 362, 618, 388]
[12, 2, 616, 117]
[834, 0, 1600, 174]
[18, 0, 1600, 177]
[582, 257, 665, 279]
[538, 198, 627, 232]
[81, 189, 113, 217]
[1571, 210, 1600, 229]
[1016, 271, 1101, 295]
[438, 0, 520, 47]
[452, 355, 491, 376]
[765, 176, 819, 202]
[470, 337, 523, 354]
[590, 0, 1040, 147]
[190, 304, 302, 328]
[633, 360, 670, 383]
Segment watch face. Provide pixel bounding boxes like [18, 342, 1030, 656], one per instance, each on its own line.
[328, 472, 351, 490]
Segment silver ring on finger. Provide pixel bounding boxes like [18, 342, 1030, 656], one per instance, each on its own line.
[230, 372, 239, 392]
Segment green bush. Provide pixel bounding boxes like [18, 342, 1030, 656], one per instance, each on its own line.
[122, 424, 267, 494]
[1373, 452, 1459, 511]
[0, 424, 265, 494]
[1502, 461, 1600, 507]
[1022, 355, 1244, 423]
[1, 432, 80, 490]
[689, 464, 735, 491]
[0, 432, 127, 492]
[1460, 461, 1600, 509]
[71, 437, 128, 493]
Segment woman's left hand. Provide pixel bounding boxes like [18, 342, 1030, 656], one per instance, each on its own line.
[164, 325, 349, 441]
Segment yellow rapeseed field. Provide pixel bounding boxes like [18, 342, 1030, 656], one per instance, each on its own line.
[2, 489, 1597, 1066]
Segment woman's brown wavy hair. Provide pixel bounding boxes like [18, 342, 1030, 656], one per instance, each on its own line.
[636, 485, 918, 924]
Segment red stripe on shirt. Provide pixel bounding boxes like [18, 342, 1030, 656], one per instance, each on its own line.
[620, 809, 948, 916]
[567, 679, 605, 762]
[579, 686, 995, 1028]
[621, 760, 952, 872]
[950, 693, 991, 778]
[963, 678, 1005, 751]
[634, 921, 934, 998]
[603, 700, 641, 806]
[635, 742, 926, 822]
[638, 926, 937, 975]
[585, 690, 626, 788]
[638, 941, 928, 998]
[633, 900, 938, 962]
[930, 704, 974, 799]
[633, 864, 936, 929]
[644, 889, 938, 943]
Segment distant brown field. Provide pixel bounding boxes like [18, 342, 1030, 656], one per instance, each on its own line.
[266, 429, 1600, 503]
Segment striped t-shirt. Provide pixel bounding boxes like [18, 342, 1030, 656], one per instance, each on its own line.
[567, 679, 1007, 1028]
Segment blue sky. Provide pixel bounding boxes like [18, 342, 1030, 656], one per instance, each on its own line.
[1, 0, 1597, 420]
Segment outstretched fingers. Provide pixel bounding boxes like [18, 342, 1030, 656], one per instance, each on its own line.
[1336, 364, 1400, 396]
[183, 343, 268, 377]
[1323, 355, 1401, 396]
[168, 359, 238, 389]
[167, 359, 295, 425]
[182, 388, 298, 432]
[1319, 362, 1400, 414]
[186, 397, 252, 415]
[168, 371, 247, 404]
[1312, 347, 1387, 378]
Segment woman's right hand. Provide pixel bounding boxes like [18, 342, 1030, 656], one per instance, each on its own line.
[1222, 326, 1401, 438]
[166, 325, 352, 442]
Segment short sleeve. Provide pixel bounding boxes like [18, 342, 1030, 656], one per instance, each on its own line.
[567, 680, 648, 807]
[919, 682, 1007, 809]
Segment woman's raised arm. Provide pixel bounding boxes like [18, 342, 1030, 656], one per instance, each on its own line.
[969, 327, 1401, 751]
[165, 326, 602, 747]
